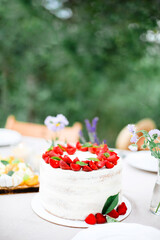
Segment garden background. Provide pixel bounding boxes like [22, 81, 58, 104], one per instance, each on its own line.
[0, 0, 160, 146]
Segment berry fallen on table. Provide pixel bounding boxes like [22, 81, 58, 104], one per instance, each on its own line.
[95, 213, 106, 224]
[107, 209, 119, 219]
[85, 214, 96, 225]
[117, 202, 127, 215]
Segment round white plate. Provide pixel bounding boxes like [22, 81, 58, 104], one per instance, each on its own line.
[0, 128, 22, 147]
[71, 222, 160, 240]
[31, 194, 131, 228]
[127, 151, 157, 173]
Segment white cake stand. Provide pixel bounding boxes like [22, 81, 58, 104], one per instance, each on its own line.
[31, 194, 131, 228]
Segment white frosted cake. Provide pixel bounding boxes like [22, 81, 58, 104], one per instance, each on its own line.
[40, 142, 122, 220]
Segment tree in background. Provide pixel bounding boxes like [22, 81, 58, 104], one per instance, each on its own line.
[0, 0, 160, 146]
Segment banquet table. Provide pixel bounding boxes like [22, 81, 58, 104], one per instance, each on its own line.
[0, 136, 160, 240]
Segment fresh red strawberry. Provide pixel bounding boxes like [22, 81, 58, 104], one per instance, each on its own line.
[89, 161, 98, 170]
[66, 147, 76, 155]
[70, 163, 81, 171]
[95, 213, 106, 224]
[73, 157, 80, 163]
[117, 202, 127, 215]
[105, 160, 114, 169]
[107, 153, 119, 164]
[96, 161, 105, 168]
[88, 147, 97, 154]
[82, 165, 92, 172]
[107, 209, 119, 219]
[63, 155, 72, 164]
[42, 153, 50, 164]
[76, 141, 82, 150]
[97, 153, 107, 161]
[82, 160, 89, 164]
[47, 150, 61, 158]
[80, 146, 88, 152]
[53, 146, 64, 155]
[85, 214, 96, 225]
[49, 159, 60, 168]
[59, 160, 71, 170]
[76, 141, 88, 151]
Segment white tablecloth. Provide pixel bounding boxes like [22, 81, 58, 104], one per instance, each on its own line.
[0, 137, 159, 240]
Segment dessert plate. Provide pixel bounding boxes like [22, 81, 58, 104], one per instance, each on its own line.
[31, 194, 131, 228]
[0, 128, 22, 147]
[127, 151, 157, 173]
[71, 222, 160, 240]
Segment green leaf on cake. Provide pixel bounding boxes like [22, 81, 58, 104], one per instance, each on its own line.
[7, 170, 14, 176]
[76, 161, 88, 166]
[51, 156, 61, 161]
[102, 193, 119, 214]
[0, 160, 9, 165]
[103, 152, 110, 158]
[82, 143, 93, 148]
[57, 144, 66, 151]
[106, 215, 119, 223]
[87, 157, 100, 162]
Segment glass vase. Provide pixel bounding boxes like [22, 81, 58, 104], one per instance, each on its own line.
[150, 158, 160, 215]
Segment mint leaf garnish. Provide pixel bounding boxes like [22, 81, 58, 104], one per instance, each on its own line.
[57, 144, 66, 151]
[87, 157, 100, 162]
[76, 161, 88, 166]
[103, 152, 110, 158]
[102, 193, 119, 214]
[106, 215, 119, 223]
[51, 156, 61, 161]
[7, 170, 14, 176]
[82, 143, 93, 148]
[0, 160, 9, 166]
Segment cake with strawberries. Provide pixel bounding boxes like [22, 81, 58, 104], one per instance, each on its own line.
[40, 142, 122, 221]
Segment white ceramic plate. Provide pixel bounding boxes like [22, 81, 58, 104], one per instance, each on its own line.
[31, 194, 131, 228]
[71, 222, 160, 240]
[0, 128, 22, 147]
[127, 151, 157, 173]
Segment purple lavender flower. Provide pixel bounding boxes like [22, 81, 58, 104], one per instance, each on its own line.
[149, 129, 160, 138]
[130, 134, 138, 143]
[44, 114, 69, 132]
[128, 124, 136, 134]
[79, 130, 86, 143]
[92, 117, 99, 132]
[85, 119, 93, 133]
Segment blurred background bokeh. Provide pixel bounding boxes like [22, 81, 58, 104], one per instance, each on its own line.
[1, 0, 160, 146]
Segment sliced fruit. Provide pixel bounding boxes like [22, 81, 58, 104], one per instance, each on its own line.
[96, 161, 105, 168]
[63, 155, 72, 164]
[59, 160, 71, 170]
[50, 159, 60, 168]
[105, 161, 114, 169]
[25, 175, 39, 186]
[89, 161, 98, 170]
[82, 165, 92, 172]
[70, 163, 81, 171]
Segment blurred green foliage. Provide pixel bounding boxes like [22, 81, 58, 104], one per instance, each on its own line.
[0, 0, 160, 146]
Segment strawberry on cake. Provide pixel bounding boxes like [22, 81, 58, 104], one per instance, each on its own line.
[40, 142, 123, 221]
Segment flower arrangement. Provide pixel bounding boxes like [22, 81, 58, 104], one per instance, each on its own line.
[79, 117, 106, 145]
[44, 114, 69, 145]
[128, 124, 160, 215]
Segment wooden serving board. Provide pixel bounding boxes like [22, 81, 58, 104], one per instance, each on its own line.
[0, 184, 39, 194]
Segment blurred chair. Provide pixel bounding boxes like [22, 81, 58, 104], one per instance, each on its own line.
[115, 118, 156, 150]
[5, 115, 82, 143]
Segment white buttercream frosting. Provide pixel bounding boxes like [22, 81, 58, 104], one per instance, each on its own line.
[40, 157, 122, 220]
